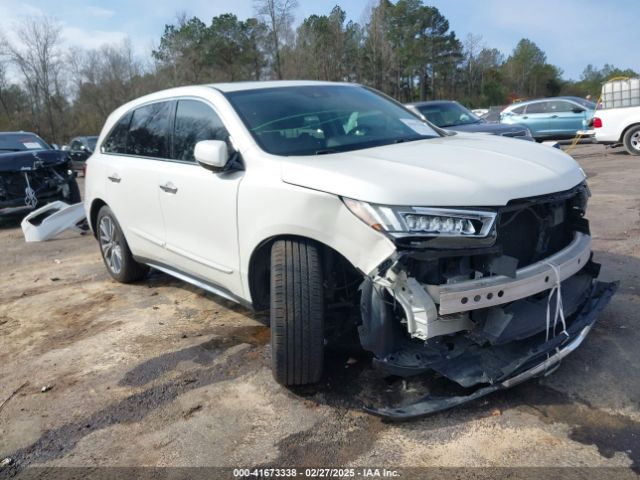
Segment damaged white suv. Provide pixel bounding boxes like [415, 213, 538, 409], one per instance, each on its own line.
[85, 81, 615, 418]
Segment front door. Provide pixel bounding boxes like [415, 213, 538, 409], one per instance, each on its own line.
[545, 100, 587, 136]
[157, 99, 244, 297]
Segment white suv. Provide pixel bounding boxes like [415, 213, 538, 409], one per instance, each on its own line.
[85, 81, 615, 418]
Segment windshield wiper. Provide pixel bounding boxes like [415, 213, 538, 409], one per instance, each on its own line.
[392, 137, 428, 144]
[315, 148, 338, 155]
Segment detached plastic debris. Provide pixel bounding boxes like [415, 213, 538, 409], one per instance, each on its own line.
[41, 384, 53, 393]
[21, 201, 87, 242]
[1, 457, 13, 467]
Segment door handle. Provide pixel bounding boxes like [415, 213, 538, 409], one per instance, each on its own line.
[522, 116, 528, 119]
[550, 115, 558, 119]
[159, 182, 178, 194]
[107, 174, 121, 183]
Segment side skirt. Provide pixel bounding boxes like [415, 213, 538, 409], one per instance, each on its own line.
[136, 256, 254, 311]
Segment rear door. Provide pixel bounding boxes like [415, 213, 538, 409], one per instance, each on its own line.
[103, 102, 171, 261]
[156, 98, 244, 296]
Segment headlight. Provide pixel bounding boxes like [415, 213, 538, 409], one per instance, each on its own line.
[342, 198, 497, 238]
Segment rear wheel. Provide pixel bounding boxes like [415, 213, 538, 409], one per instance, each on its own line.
[270, 239, 324, 386]
[623, 125, 640, 156]
[96, 205, 149, 283]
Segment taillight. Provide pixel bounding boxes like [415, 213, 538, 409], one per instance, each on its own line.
[593, 117, 602, 128]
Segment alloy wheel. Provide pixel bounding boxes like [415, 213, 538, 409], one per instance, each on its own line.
[99, 215, 123, 274]
[631, 131, 640, 152]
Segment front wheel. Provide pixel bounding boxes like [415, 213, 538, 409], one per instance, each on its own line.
[270, 239, 324, 386]
[623, 126, 640, 156]
[96, 205, 149, 283]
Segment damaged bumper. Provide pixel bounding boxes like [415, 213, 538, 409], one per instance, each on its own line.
[364, 280, 616, 420]
[0, 157, 76, 215]
[357, 186, 616, 419]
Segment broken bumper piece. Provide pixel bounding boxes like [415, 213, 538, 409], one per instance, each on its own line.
[364, 280, 617, 420]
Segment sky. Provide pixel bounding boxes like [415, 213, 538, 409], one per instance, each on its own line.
[0, 0, 638, 80]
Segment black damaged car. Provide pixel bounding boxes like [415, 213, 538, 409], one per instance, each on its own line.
[0, 132, 81, 216]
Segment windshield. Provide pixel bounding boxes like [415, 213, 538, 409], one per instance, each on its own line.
[414, 102, 481, 128]
[0, 133, 49, 153]
[225, 85, 439, 156]
[87, 137, 98, 150]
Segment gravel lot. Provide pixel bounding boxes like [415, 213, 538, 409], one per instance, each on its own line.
[1, 143, 639, 478]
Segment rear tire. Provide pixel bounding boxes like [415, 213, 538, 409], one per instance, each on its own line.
[270, 239, 324, 386]
[623, 125, 640, 156]
[96, 205, 149, 283]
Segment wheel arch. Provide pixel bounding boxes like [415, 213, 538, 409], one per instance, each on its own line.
[620, 122, 640, 143]
[247, 234, 364, 313]
[89, 198, 108, 236]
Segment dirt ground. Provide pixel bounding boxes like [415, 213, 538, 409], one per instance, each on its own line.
[1, 143, 639, 478]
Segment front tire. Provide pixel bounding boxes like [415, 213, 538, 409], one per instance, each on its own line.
[623, 125, 640, 156]
[96, 205, 149, 283]
[270, 239, 324, 386]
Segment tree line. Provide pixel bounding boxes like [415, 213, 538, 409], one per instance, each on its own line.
[0, 0, 637, 144]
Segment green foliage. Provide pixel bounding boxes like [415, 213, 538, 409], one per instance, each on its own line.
[567, 64, 640, 99]
[1, 2, 637, 143]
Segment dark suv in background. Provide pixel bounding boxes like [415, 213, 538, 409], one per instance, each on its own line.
[407, 100, 533, 140]
[67, 136, 98, 174]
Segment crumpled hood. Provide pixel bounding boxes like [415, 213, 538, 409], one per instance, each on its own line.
[280, 133, 585, 206]
[0, 149, 69, 173]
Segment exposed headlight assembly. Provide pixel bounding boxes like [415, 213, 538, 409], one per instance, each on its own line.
[342, 198, 497, 238]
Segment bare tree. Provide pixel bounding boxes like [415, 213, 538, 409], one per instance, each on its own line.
[4, 16, 67, 141]
[254, 0, 298, 79]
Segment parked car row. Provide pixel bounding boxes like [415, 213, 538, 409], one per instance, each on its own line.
[404, 96, 597, 143]
[406, 100, 533, 140]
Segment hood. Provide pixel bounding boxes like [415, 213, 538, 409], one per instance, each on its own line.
[0, 149, 69, 173]
[280, 133, 585, 206]
[446, 122, 529, 136]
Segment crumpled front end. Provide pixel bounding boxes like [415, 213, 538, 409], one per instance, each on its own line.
[357, 183, 617, 419]
[0, 150, 76, 215]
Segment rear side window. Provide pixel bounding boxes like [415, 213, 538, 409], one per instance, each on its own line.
[127, 102, 172, 158]
[172, 100, 229, 162]
[102, 113, 131, 154]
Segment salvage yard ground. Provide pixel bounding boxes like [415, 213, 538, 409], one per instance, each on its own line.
[1, 143, 640, 477]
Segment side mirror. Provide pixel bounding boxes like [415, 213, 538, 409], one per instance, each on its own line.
[194, 140, 228, 171]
